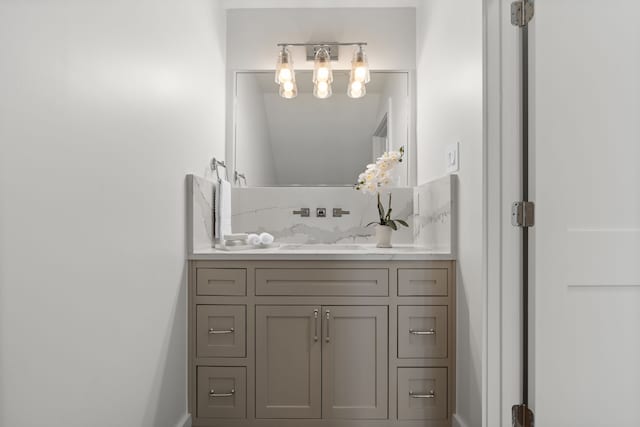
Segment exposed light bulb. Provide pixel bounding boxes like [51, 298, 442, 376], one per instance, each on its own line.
[350, 46, 370, 84]
[354, 66, 368, 82]
[275, 47, 295, 85]
[278, 68, 293, 84]
[347, 79, 366, 98]
[313, 80, 332, 99]
[312, 47, 333, 84]
[279, 80, 297, 99]
[316, 66, 330, 82]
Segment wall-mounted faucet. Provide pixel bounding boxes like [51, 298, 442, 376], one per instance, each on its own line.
[316, 208, 326, 218]
[332, 208, 351, 217]
[293, 208, 310, 217]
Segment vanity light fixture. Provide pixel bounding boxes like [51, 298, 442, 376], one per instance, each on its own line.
[275, 46, 298, 98]
[348, 45, 370, 99]
[275, 42, 370, 99]
[312, 47, 333, 99]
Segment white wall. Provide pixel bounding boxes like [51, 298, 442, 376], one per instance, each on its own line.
[416, 1, 484, 427]
[226, 8, 416, 71]
[0, 1, 226, 426]
[235, 74, 278, 186]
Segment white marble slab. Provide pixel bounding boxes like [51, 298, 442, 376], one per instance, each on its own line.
[413, 175, 456, 254]
[231, 187, 414, 245]
[189, 244, 455, 261]
[187, 174, 216, 251]
[186, 175, 455, 256]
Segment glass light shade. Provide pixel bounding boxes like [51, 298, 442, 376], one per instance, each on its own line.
[312, 47, 333, 84]
[350, 46, 370, 84]
[347, 78, 366, 99]
[279, 80, 298, 99]
[313, 80, 332, 99]
[275, 48, 295, 84]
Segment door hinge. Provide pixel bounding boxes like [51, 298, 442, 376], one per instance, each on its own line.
[512, 404, 535, 427]
[511, 201, 535, 227]
[511, 0, 534, 27]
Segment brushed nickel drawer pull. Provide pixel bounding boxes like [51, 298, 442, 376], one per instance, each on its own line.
[209, 388, 235, 398]
[325, 310, 331, 343]
[410, 390, 436, 399]
[409, 328, 436, 335]
[208, 327, 235, 335]
[313, 309, 319, 342]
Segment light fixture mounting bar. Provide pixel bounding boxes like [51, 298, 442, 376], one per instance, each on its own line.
[277, 42, 368, 62]
[276, 42, 367, 47]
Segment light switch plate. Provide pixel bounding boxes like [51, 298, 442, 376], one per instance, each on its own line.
[446, 142, 460, 173]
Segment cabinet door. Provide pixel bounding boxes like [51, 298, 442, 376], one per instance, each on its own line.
[255, 306, 321, 419]
[322, 306, 388, 419]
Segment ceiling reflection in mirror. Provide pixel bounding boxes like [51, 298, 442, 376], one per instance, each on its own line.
[233, 71, 410, 187]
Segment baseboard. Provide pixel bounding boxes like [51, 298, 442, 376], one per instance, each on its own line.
[453, 413, 470, 427]
[176, 413, 192, 427]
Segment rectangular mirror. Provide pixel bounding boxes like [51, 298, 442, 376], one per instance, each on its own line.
[232, 71, 412, 187]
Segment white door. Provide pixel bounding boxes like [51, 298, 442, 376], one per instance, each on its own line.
[532, 1, 640, 426]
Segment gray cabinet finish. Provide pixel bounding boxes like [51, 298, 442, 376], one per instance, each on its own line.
[256, 268, 389, 296]
[398, 268, 448, 296]
[197, 366, 247, 419]
[255, 306, 321, 419]
[188, 260, 456, 427]
[397, 368, 448, 420]
[197, 268, 247, 296]
[322, 306, 388, 419]
[398, 306, 448, 359]
[197, 305, 246, 358]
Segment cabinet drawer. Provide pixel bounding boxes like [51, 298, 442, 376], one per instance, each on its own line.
[255, 268, 388, 296]
[398, 269, 448, 296]
[397, 368, 447, 420]
[197, 367, 246, 419]
[398, 306, 448, 358]
[197, 268, 246, 296]
[197, 305, 246, 358]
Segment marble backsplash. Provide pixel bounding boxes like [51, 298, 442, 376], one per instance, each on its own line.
[187, 174, 454, 252]
[231, 187, 414, 244]
[413, 175, 455, 253]
[187, 174, 216, 252]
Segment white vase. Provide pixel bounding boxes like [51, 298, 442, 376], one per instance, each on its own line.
[375, 225, 393, 248]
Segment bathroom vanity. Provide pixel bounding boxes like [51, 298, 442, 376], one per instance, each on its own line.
[186, 31, 458, 424]
[187, 249, 456, 427]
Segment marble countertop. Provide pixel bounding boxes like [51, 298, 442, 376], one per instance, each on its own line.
[188, 244, 455, 261]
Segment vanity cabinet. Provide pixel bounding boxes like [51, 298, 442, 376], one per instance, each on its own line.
[255, 305, 321, 419]
[322, 305, 388, 419]
[189, 260, 456, 427]
[254, 305, 387, 420]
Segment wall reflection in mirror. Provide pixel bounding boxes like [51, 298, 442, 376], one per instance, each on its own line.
[233, 71, 411, 187]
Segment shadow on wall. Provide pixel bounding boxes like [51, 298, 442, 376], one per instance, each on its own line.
[455, 263, 482, 427]
[141, 263, 188, 427]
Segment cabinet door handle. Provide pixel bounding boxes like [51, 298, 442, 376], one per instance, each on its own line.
[409, 390, 436, 399]
[209, 389, 235, 398]
[409, 328, 436, 335]
[313, 309, 319, 342]
[325, 310, 331, 342]
[208, 327, 234, 335]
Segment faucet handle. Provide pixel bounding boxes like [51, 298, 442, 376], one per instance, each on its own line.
[332, 208, 351, 217]
[293, 208, 310, 217]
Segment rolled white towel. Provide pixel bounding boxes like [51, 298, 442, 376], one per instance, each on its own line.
[259, 232, 274, 245]
[247, 233, 261, 246]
